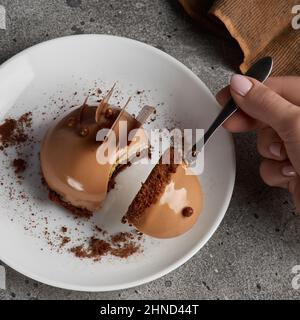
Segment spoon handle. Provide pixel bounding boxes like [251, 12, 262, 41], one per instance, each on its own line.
[186, 56, 273, 164]
[203, 97, 237, 145]
[204, 56, 273, 145]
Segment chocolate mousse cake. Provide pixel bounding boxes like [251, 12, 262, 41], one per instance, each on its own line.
[40, 86, 153, 217]
[40, 86, 201, 239]
[125, 148, 203, 238]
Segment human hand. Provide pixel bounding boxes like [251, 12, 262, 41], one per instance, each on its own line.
[217, 76, 300, 211]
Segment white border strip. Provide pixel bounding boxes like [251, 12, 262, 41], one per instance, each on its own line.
[0, 265, 6, 290]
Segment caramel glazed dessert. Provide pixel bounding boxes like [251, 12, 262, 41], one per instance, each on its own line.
[41, 86, 203, 239]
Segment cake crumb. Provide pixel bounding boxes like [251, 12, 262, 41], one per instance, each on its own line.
[12, 159, 27, 174]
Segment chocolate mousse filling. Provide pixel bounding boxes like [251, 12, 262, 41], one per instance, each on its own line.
[48, 189, 94, 218]
[46, 162, 132, 218]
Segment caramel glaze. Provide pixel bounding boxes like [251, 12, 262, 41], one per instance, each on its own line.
[40, 105, 143, 212]
[126, 150, 203, 239]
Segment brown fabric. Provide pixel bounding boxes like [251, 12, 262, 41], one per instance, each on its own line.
[179, 0, 300, 76]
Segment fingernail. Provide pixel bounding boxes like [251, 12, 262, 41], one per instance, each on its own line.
[282, 165, 297, 177]
[269, 143, 282, 157]
[230, 74, 253, 96]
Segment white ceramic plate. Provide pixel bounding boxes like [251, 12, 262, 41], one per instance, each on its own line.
[0, 35, 235, 292]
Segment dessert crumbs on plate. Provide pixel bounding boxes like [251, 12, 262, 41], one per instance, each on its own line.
[70, 232, 142, 261]
[0, 92, 153, 261]
[110, 232, 134, 244]
[60, 236, 71, 247]
[0, 112, 34, 190]
[0, 112, 32, 148]
[12, 158, 27, 174]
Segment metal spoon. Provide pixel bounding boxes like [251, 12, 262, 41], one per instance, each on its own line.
[185, 56, 273, 164]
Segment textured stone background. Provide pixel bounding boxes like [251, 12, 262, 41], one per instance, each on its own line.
[0, 0, 300, 300]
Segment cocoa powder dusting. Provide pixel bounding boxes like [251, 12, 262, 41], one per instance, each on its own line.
[0, 119, 17, 145]
[0, 112, 32, 148]
[90, 238, 111, 257]
[111, 232, 133, 245]
[61, 236, 71, 247]
[110, 243, 139, 258]
[70, 245, 85, 258]
[71, 238, 111, 260]
[13, 159, 27, 174]
[70, 231, 141, 261]
[0, 102, 146, 262]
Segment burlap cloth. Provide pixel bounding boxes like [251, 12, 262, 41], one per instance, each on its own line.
[179, 0, 300, 75]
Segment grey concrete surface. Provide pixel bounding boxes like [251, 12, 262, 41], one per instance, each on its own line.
[0, 0, 299, 300]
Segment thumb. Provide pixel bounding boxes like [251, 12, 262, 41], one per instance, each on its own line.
[230, 74, 300, 142]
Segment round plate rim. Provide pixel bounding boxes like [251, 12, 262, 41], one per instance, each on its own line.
[0, 34, 236, 292]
